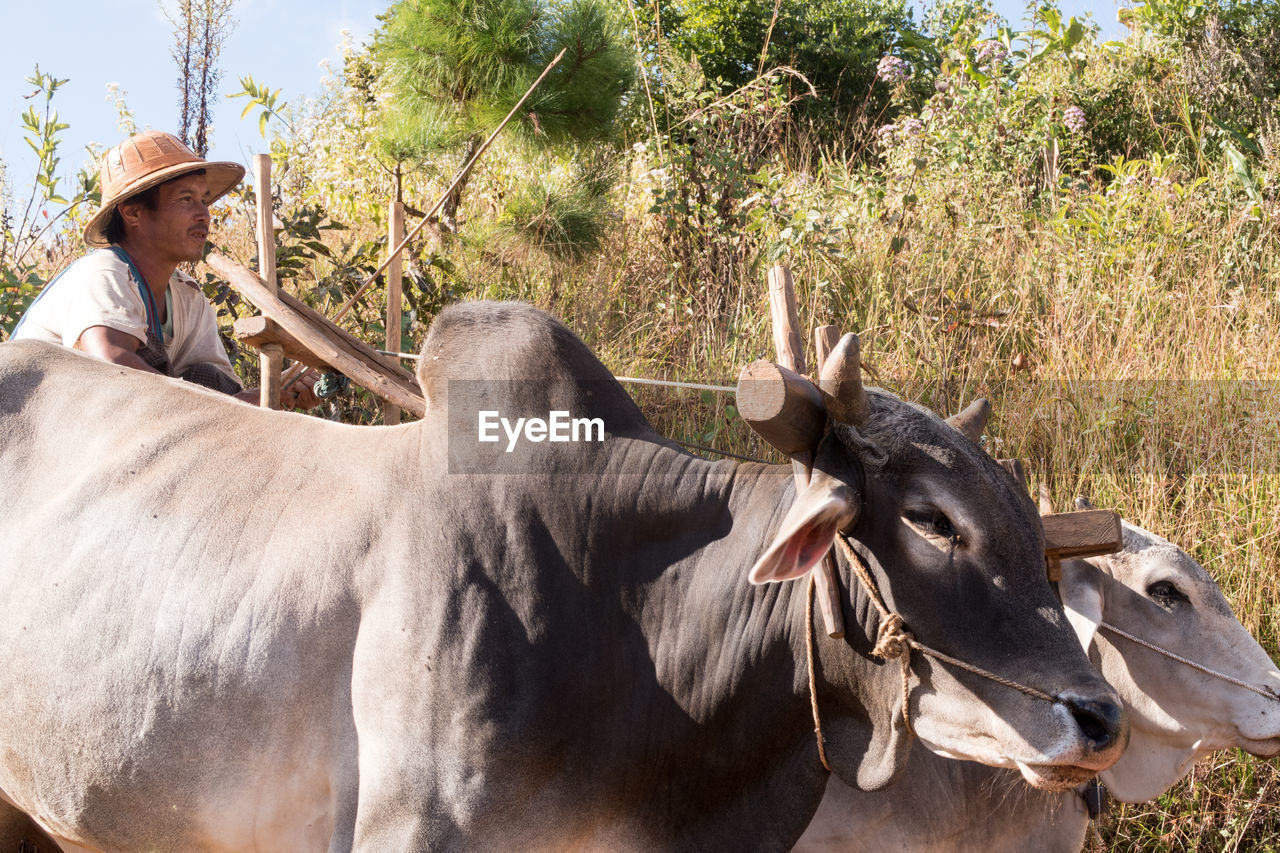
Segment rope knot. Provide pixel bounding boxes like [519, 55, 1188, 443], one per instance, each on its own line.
[873, 613, 914, 661]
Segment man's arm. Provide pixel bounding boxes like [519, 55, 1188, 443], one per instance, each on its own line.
[74, 325, 158, 373]
[77, 324, 321, 409]
[232, 369, 322, 409]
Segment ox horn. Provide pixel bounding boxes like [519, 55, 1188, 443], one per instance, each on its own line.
[997, 458, 1028, 493]
[946, 398, 991, 443]
[818, 333, 870, 426]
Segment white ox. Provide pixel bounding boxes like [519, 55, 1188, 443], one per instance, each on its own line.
[796, 499, 1280, 852]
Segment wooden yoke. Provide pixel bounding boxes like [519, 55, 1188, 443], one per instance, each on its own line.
[736, 361, 826, 456]
[1041, 510, 1122, 582]
[758, 265, 845, 638]
[999, 460, 1123, 582]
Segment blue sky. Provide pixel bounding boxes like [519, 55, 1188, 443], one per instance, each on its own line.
[0, 0, 385, 211]
[0, 0, 1125, 212]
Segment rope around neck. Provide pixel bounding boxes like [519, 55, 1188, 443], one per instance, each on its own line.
[1098, 621, 1280, 702]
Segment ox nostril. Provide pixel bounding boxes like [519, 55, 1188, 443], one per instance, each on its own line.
[1064, 697, 1123, 750]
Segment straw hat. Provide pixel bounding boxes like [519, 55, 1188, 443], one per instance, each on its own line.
[83, 131, 245, 247]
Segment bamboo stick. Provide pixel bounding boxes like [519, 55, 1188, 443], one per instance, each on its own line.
[233, 316, 327, 371]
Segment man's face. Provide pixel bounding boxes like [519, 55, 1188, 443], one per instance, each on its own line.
[123, 172, 211, 264]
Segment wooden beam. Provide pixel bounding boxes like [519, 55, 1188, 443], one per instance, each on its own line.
[209, 252, 426, 417]
[736, 360, 826, 457]
[1043, 509, 1123, 560]
[1042, 509, 1123, 582]
[233, 316, 330, 372]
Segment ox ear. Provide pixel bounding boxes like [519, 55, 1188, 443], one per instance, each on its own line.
[1060, 560, 1105, 653]
[749, 471, 858, 585]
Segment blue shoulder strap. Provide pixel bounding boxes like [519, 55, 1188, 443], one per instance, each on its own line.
[104, 246, 164, 344]
[11, 247, 164, 345]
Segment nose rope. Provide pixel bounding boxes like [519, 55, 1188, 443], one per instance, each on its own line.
[834, 535, 1058, 704]
[1097, 621, 1280, 702]
[806, 535, 1073, 774]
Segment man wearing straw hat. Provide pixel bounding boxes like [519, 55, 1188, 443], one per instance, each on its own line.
[13, 130, 318, 409]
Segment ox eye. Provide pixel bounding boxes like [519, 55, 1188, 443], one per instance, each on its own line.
[905, 508, 959, 543]
[1146, 581, 1187, 610]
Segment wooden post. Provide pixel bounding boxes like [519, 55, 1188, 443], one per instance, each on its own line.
[767, 264, 844, 639]
[254, 154, 282, 410]
[384, 201, 405, 425]
[768, 266, 804, 372]
[814, 325, 841, 370]
[811, 322, 846, 640]
[261, 345, 283, 408]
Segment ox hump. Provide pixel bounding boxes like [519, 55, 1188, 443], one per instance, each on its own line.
[414, 301, 653, 435]
[0, 340, 54, 417]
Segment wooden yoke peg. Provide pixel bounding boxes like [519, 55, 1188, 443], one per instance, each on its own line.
[812, 324, 847, 640]
[996, 458, 1028, 492]
[814, 326, 842, 372]
[766, 265, 844, 639]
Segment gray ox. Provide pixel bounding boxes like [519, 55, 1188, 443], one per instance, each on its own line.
[796, 500, 1280, 853]
[0, 301, 1124, 852]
